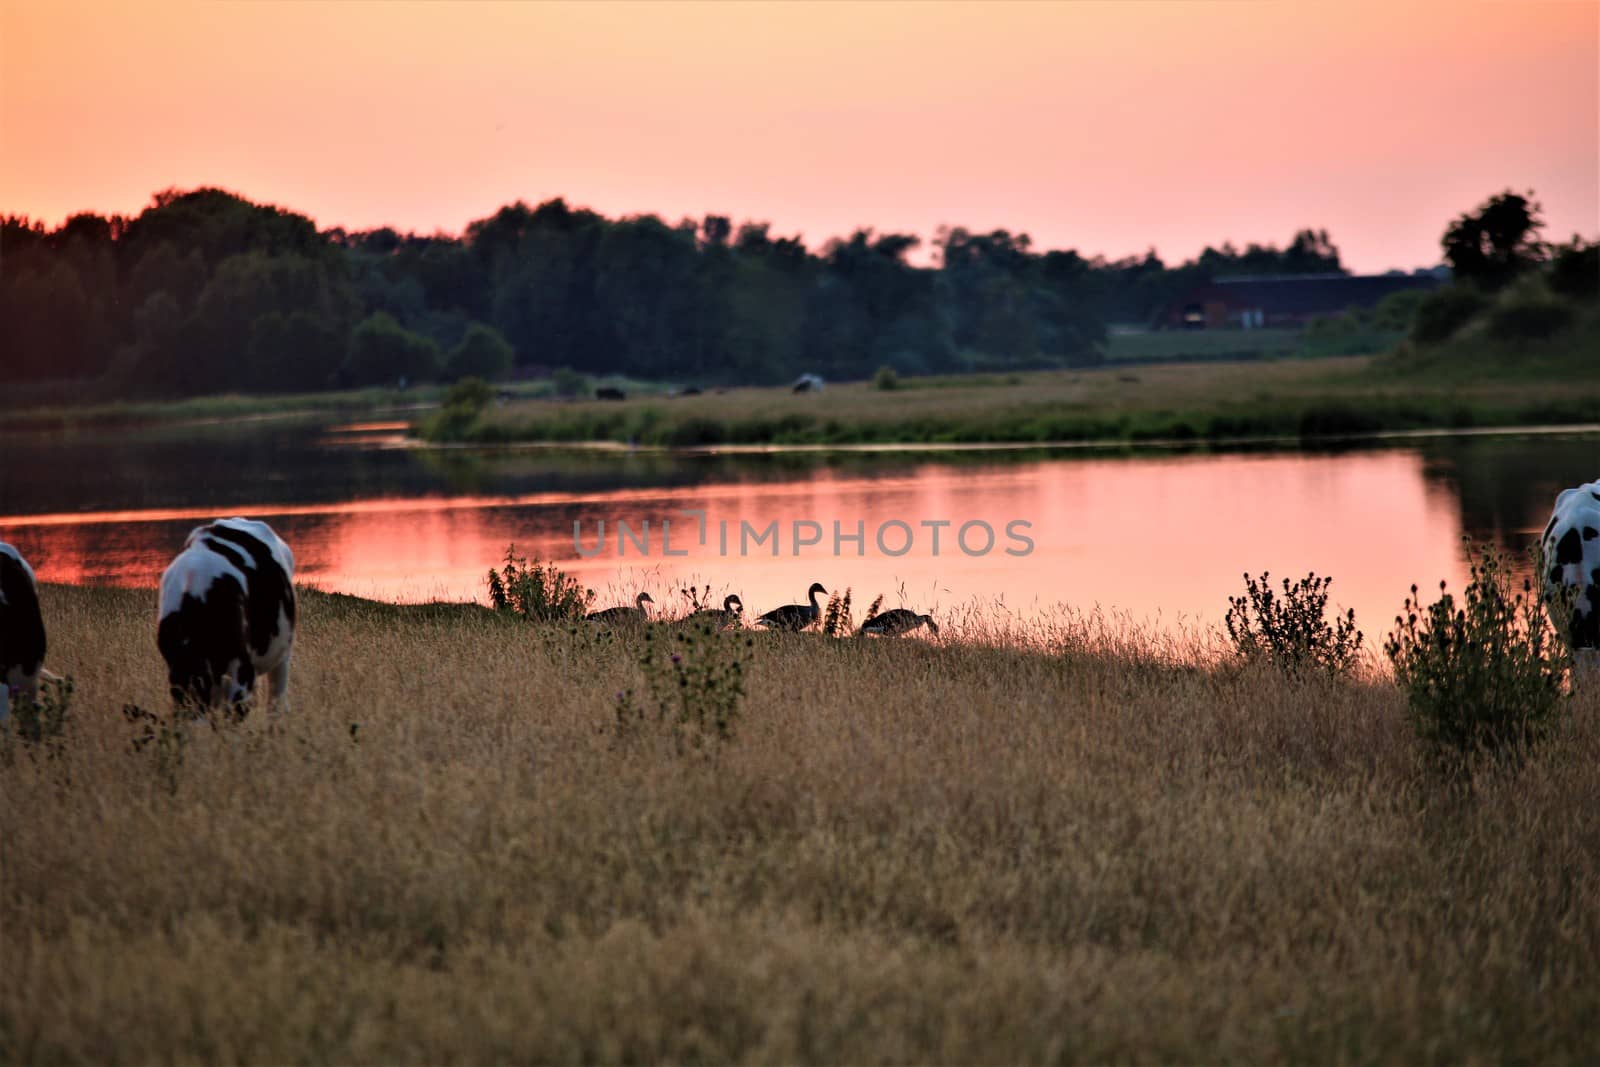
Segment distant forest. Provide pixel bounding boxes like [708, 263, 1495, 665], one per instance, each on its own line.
[2, 188, 1351, 396]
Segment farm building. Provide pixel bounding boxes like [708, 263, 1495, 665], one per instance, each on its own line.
[1161, 272, 1445, 330]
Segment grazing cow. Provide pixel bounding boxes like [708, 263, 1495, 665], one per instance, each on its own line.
[0, 542, 47, 722]
[791, 373, 825, 394]
[158, 518, 296, 712]
[595, 386, 627, 401]
[1541, 480, 1600, 671]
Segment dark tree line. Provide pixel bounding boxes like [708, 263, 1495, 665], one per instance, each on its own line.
[1403, 190, 1599, 348]
[1, 187, 1346, 396]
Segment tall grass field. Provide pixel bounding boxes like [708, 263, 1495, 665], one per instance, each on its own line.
[3, 584, 1598, 1062]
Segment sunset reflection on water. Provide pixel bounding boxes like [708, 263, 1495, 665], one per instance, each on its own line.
[2, 448, 1532, 635]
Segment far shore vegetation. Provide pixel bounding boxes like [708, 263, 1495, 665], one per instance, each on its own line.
[417, 190, 1595, 448]
[418, 340, 1599, 450]
[6, 186, 1590, 394]
[9, 187, 1595, 447]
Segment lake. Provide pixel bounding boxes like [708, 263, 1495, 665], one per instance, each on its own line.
[2, 416, 1595, 640]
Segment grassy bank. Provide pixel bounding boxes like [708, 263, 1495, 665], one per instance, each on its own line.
[4, 585, 1598, 1062]
[4, 373, 674, 436]
[3, 386, 429, 435]
[421, 354, 1600, 448]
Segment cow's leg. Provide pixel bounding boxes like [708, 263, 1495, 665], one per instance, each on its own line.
[268, 653, 292, 713]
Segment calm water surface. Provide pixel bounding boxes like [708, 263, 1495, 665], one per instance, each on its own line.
[2, 417, 1595, 637]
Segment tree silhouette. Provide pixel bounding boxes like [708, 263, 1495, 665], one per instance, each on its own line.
[1442, 190, 1546, 291]
[8, 184, 1538, 399]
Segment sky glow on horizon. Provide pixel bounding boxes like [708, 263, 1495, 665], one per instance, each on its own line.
[2, 0, 1595, 272]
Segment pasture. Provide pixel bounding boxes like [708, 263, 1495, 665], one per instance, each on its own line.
[3, 584, 1599, 1062]
[1101, 326, 1306, 362]
[430, 355, 1600, 447]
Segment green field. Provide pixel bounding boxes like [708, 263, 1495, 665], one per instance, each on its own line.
[3, 385, 430, 435]
[3, 584, 1597, 1062]
[421, 351, 1600, 448]
[2, 375, 664, 435]
[1102, 326, 1307, 362]
[12, 310, 1596, 447]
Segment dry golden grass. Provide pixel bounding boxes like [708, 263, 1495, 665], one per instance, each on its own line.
[4, 584, 1599, 1063]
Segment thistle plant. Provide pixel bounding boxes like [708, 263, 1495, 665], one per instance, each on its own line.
[823, 588, 854, 637]
[613, 625, 748, 756]
[1385, 544, 1569, 762]
[1224, 571, 1362, 677]
[487, 545, 593, 621]
[1, 674, 74, 764]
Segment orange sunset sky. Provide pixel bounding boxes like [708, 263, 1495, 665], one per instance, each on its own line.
[2, 0, 1595, 272]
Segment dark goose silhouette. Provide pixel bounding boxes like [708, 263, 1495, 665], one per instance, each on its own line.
[683, 594, 743, 629]
[587, 591, 653, 625]
[757, 582, 827, 632]
[857, 608, 939, 637]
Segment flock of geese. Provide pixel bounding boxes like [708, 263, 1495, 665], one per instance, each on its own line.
[585, 581, 939, 638]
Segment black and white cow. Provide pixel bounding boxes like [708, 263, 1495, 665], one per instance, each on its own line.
[158, 518, 296, 711]
[1541, 480, 1600, 670]
[1, 542, 47, 723]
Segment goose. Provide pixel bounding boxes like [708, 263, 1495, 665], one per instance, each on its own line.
[683, 594, 743, 629]
[857, 608, 939, 638]
[587, 591, 653, 625]
[757, 582, 827, 632]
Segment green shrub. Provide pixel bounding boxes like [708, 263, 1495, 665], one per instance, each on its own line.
[447, 323, 515, 381]
[2, 674, 74, 763]
[1224, 572, 1362, 677]
[344, 311, 442, 386]
[552, 367, 587, 398]
[1305, 308, 1370, 339]
[1410, 286, 1489, 344]
[421, 378, 494, 439]
[1548, 240, 1599, 301]
[1373, 288, 1431, 332]
[1486, 296, 1575, 341]
[1384, 546, 1568, 762]
[122, 701, 205, 794]
[486, 546, 593, 622]
[874, 365, 900, 391]
[613, 626, 747, 756]
[443, 376, 494, 413]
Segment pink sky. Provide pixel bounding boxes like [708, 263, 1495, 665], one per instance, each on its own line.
[2, 0, 1595, 272]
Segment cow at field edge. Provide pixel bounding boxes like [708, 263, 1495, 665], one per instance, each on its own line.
[1, 542, 47, 722]
[158, 518, 296, 712]
[1541, 480, 1600, 672]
